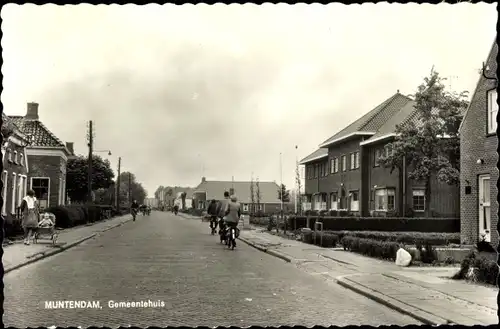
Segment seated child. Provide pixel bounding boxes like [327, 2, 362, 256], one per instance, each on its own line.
[38, 213, 55, 228]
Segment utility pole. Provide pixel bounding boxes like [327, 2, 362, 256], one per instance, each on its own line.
[116, 157, 121, 209]
[279, 152, 283, 233]
[295, 146, 298, 214]
[87, 120, 93, 203]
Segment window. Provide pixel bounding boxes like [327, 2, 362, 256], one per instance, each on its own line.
[258, 204, 263, 211]
[17, 175, 25, 207]
[341, 155, 347, 172]
[488, 90, 498, 134]
[243, 204, 249, 212]
[385, 144, 394, 157]
[330, 193, 338, 210]
[1, 171, 7, 215]
[7, 149, 12, 162]
[339, 189, 346, 210]
[314, 164, 318, 178]
[350, 191, 359, 211]
[14, 151, 18, 164]
[20, 153, 24, 166]
[412, 189, 425, 212]
[11, 173, 16, 213]
[32, 178, 50, 209]
[374, 188, 395, 211]
[330, 158, 339, 173]
[350, 152, 360, 170]
[374, 148, 383, 167]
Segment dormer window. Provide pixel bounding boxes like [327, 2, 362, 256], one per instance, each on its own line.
[488, 90, 498, 134]
[14, 151, 18, 164]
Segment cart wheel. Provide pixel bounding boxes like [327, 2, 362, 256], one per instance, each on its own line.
[52, 234, 58, 244]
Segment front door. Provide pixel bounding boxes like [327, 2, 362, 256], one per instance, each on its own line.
[478, 174, 491, 242]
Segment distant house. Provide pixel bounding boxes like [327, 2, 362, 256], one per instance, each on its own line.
[459, 40, 498, 245]
[1, 113, 30, 220]
[300, 92, 460, 218]
[9, 103, 74, 210]
[192, 177, 287, 214]
[158, 186, 195, 209]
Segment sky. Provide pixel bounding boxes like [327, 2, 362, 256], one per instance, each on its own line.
[1, 3, 497, 197]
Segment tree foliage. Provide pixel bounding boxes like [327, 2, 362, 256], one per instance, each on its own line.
[67, 155, 115, 202]
[118, 171, 147, 205]
[295, 164, 303, 214]
[277, 184, 291, 203]
[256, 178, 261, 211]
[180, 192, 187, 210]
[250, 176, 256, 216]
[378, 68, 468, 215]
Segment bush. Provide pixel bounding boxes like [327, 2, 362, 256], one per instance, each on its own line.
[301, 231, 339, 248]
[341, 236, 401, 261]
[331, 231, 460, 246]
[416, 241, 437, 264]
[453, 252, 498, 285]
[44, 203, 110, 229]
[4, 214, 23, 238]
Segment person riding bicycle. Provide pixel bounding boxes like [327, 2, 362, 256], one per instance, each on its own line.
[224, 195, 241, 248]
[217, 191, 231, 242]
[207, 199, 218, 234]
[131, 200, 140, 221]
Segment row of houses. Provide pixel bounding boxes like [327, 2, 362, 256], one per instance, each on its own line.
[156, 178, 291, 214]
[299, 41, 497, 246]
[2, 102, 75, 221]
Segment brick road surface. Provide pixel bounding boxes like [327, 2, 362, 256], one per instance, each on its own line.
[4, 211, 420, 327]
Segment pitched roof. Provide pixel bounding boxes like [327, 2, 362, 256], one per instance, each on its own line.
[1, 113, 27, 140]
[318, 93, 413, 148]
[360, 100, 417, 145]
[8, 115, 70, 154]
[163, 186, 195, 199]
[194, 180, 281, 204]
[459, 39, 498, 133]
[299, 148, 328, 164]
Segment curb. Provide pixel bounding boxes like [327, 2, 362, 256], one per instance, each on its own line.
[238, 236, 293, 263]
[4, 218, 133, 274]
[335, 275, 451, 325]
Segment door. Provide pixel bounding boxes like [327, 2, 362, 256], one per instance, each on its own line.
[478, 174, 491, 242]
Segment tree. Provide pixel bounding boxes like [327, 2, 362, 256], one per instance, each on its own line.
[295, 164, 303, 214]
[256, 178, 261, 213]
[154, 186, 164, 200]
[277, 183, 291, 203]
[378, 68, 468, 217]
[180, 191, 187, 210]
[118, 172, 147, 205]
[250, 175, 256, 217]
[67, 155, 115, 203]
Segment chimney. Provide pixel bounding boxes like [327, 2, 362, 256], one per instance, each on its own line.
[66, 142, 74, 155]
[201, 177, 206, 183]
[26, 102, 39, 120]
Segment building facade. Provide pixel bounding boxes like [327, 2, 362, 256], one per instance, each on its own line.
[9, 102, 73, 210]
[460, 40, 498, 245]
[1, 113, 30, 220]
[301, 92, 460, 218]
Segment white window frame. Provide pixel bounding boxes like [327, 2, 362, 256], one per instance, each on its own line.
[258, 204, 263, 211]
[243, 204, 249, 212]
[8, 149, 12, 162]
[1, 170, 8, 216]
[341, 155, 347, 172]
[17, 175, 26, 207]
[412, 189, 426, 212]
[19, 153, 24, 166]
[385, 144, 394, 157]
[488, 89, 498, 134]
[349, 191, 360, 212]
[330, 193, 338, 210]
[14, 151, 18, 164]
[11, 173, 17, 213]
[374, 188, 396, 211]
[31, 177, 51, 209]
[350, 153, 355, 170]
[58, 176, 63, 205]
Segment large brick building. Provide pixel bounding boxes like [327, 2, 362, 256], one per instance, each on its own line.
[459, 40, 498, 246]
[9, 103, 74, 210]
[300, 92, 460, 218]
[1, 113, 30, 220]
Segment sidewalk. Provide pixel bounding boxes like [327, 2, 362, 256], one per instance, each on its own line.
[238, 226, 497, 326]
[3, 214, 133, 273]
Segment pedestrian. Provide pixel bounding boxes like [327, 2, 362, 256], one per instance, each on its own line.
[224, 195, 241, 247]
[207, 199, 218, 234]
[20, 189, 39, 245]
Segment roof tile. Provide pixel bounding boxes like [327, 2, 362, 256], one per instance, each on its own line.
[8, 115, 68, 150]
[299, 148, 328, 164]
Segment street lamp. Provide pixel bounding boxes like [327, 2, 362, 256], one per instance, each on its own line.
[95, 150, 112, 156]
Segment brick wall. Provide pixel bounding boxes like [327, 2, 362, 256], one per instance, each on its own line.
[27, 154, 66, 208]
[460, 42, 498, 246]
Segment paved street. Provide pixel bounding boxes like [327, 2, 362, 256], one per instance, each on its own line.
[5, 211, 420, 327]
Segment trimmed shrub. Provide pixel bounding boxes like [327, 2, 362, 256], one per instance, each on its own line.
[45, 206, 73, 228]
[332, 231, 459, 246]
[341, 236, 401, 261]
[300, 231, 338, 248]
[453, 252, 498, 285]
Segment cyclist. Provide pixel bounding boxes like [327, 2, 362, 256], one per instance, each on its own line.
[207, 199, 218, 235]
[131, 200, 140, 221]
[217, 191, 231, 243]
[224, 195, 241, 249]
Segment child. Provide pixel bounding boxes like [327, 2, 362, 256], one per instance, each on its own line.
[38, 213, 55, 228]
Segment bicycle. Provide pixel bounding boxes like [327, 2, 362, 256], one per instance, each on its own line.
[225, 223, 240, 250]
[209, 216, 218, 235]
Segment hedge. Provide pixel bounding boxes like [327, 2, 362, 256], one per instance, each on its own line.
[302, 231, 339, 248]
[453, 252, 498, 285]
[45, 204, 113, 228]
[330, 231, 460, 246]
[341, 236, 403, 261]
[287, 216, 459, 233]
